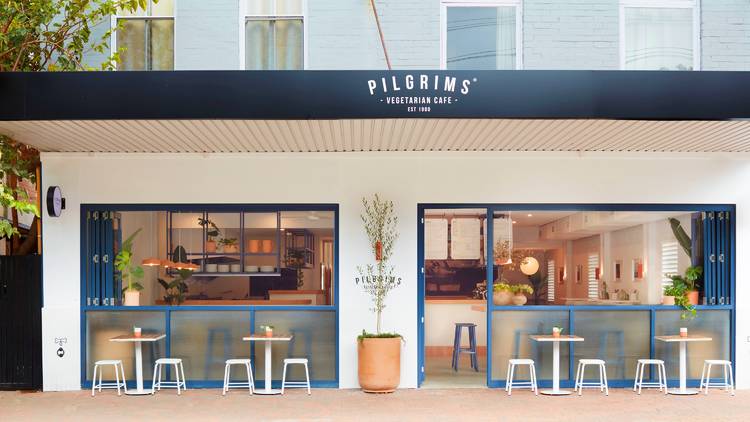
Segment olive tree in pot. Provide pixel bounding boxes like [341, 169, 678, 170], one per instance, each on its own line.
[116, 228, 144, 306]
[355, 194, 402, 393]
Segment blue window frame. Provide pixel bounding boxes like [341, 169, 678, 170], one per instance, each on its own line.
[80, 203, 339, 389]
[417, 203, 735, 388]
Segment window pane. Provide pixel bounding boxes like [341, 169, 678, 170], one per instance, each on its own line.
[117, 6, 147, 17]
[625, 7, 693, 70]
[277, 0, 303, 15]
[117, 19, 146, 70]
[149, 19, 174, 70]
[446, 6, 516, 70]
[247, 0, 273, 15]
[654, 310, 730, 378]
[275, 19, 303, 70]
[246, 20, 273, 70]
[151, 0, 174, 16]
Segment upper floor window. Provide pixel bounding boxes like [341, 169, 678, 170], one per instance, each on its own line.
[620, 0, 699, 70]
[242, 0, 305, 70]
[441, 0, 522, 70]
[113, 0, 174, 70]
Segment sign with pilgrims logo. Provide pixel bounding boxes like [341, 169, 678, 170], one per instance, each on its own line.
[367, 74, 477, 114]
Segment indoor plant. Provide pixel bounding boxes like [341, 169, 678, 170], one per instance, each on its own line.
[664, 271, 698, 320]
[158, 268, 192, 305]
[285, 248, 307, 287]
[492, 281, 513, 305]
[355, 194, 402, 393]
[511, 284, 534, 306]
[669, 265, 702, 306]
[115, 228, 144, 306]
[218, 237, 239, 253]
[198, 217, 221, 253]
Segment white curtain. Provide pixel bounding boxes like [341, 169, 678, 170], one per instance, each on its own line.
[625, 7, 693, 70]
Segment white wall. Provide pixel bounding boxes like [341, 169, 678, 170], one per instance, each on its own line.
[40, 151, 750, 390]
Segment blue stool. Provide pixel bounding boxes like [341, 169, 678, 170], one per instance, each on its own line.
[452, 323, 478, 372]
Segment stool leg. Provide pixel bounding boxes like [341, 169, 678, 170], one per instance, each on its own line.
[505, 362, 510, 392]
[151, 364, 158, 394]
[119, 362, 128, 393]
[507, 363, 515, 396]
[656, 363, 663, 392]
[305, 363, 311, 395]
[180, 362, 187, 390]
[602, 365, 609, 396]
[98, 365, 103, 392]
[114, 364, 121, 396]
[531, 364, 538, 395]
[281, 362, 288, 395]
[245, 363, 253, 395]
[574, 362, 582, 393]
[637, 362, 645, 395]
[469, 326, 478, 372]
[174, 364, 181, 395]
[157, 363, 163, 391]
[599, 364, 605, 392]
[728, 364, 735, 396]
[661, 363, 668, 394]
[705, 363, 712, 395]
[248, 362, 255, 394]
[91, 365, 98, 397]
[724, 364, 729, 391]
[223, 364, 229, 395]
[699, 361, 706, 392]
[633, 361, 640, 392]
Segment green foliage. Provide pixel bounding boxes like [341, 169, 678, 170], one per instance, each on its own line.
[669, 217, 692, 259]
[158, 268, 191, 305]
[115, 228, 144, 293]
[493, 282, 512, 292]
[197, 217, 220, 240]
[218, 237, 237, 246]
[511, 284, 534, 295]
[357, 329, 402, 342]
[552, 326, 564, 334]
[259, 325, 274, 331]
[664, 266, 702, 320]
[0, 135, 40, 239]
[669, 265, 703, 292]
[0, 1, 156, 71]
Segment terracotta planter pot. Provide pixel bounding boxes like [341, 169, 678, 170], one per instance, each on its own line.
[261, 239, 274, 253]
[493, 291, 513, 306]
[265, 330, 273, 338]
[512, 293, 527, 306]
[224, 244, 239, 254]
[123, 290, 140, 306]
[206, 240, 217, 253]
[358, 337, 401, 393]
[686, 290, 699, 305]
[248, 239, 260, 253]
[662, 295, 676, 306]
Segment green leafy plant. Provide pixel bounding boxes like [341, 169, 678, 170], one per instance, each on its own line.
[218, 237, 237, 246]
[493, 282, 512, 292]
[158, 269, 191, 305]
[259, 325, 274, 331]
[197, 217, 221, 241]
[355, 194, 401, 335]
[0, 136, 40, 249]
[115, 228, 144, 293]
[0, 1, 159, 71]
[665, 266, 702, 320]
[511, 284, 534, 295]
[358, 329, 402, 341]
[669, 217, 692, 258]
[552, 326, 564, 334]
[285, 248, 306, 288]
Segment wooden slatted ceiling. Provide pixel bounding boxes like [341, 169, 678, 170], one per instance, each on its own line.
[2, 119, 750, 153]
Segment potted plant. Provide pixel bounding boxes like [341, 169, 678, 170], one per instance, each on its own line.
[198, 217, 221, 253]
[552, 326, 564, 338]
[492, 281, 513, 305]
[115, 229, 144, 306]
[259, 325, 274, 337]
[285, 249, 306, 288]
[158, 268, 192, 305]
[662, 280, 684, 306]
[511, 284, 534, 306]
[669, 266, 702, 306]
[218, 237, 239, 253]
[355, 194, 402, 393]
[663, 273, 697, 320]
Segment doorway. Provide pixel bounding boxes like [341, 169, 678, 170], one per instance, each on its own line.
[418, 207, 489, 388]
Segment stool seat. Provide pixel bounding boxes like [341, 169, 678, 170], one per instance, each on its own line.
[637, 358, 664, 364]
[156, 357, 182, 364]
[94, 359, 122, 365]
[226, 358, 251, 365]
[579, 358, 605, 365]
[700, 359, 735, 396]
[284, 358, 309, 364]
[509, 358, 534, 365]
[705, 359, 731, 365]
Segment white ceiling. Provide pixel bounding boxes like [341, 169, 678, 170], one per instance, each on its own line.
[2, 118, 750, 153]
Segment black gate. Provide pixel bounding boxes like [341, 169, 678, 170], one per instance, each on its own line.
[0, 255, 42, 390]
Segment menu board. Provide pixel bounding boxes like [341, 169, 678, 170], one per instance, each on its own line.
[425, 218, 448, 260]
[450, 218, 481, 259]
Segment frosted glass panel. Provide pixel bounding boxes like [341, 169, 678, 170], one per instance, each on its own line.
[150, 19, 174, 70]
[254, 311, 336, 381]
[491, 311, 569, 381]
[625, 7, 693, 70]
[170, 311, 250, 381]
[246, 20, 273, 70]
[446, 6, 516, 70]
[655, 310, 730, 379]
[573, 311, 650, 380]
[275, 19, 303, 70]
[86, 311, 165, 381]
[117, 19, 146, 70]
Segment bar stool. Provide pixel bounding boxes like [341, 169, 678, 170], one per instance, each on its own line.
[91, 359, 127, 397]
[574, 358, 609, 396]
[452, 323, 478, 371]
[633, 358, 667, 395]
[281, 358, 311, 395]
[222, 358, 254, 396]
[152, 357, 187, 395]
[505, 358, 538, 396]
[700, 359, 735, 396]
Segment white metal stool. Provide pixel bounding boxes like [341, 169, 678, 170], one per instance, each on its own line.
[505, 358, 538, 396]
[222, 358, 254, 395]
[700, 359, 735, 396]
[575, 359, 609, 396]
[91, 359, 127, 396]
[281, 358, 311, 395]
[633, 358, 667, 395]
[152, 357, 187, 395]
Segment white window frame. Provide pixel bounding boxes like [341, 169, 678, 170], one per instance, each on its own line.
[110, 1, 176, 71]
[239, 0, 308, 70]
[440, 0, 523, 70]
[619, 0, 700, 71]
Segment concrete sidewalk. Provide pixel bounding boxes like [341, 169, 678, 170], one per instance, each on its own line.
[2, 388, 746, 421]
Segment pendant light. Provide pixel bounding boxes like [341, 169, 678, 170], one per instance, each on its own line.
[493, 212, 513, 266]
[142, 211, 161, 266]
